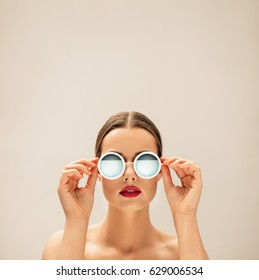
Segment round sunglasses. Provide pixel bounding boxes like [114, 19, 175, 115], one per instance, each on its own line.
[97, 151, 162, 180]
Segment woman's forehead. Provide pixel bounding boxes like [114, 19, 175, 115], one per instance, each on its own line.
[102, 128, 157, 154]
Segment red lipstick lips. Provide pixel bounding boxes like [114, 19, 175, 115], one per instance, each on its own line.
[119, 186, 141, 198]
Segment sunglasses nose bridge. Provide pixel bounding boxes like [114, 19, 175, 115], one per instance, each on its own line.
[123, 161, 137, 181]
[125, 161, 134, 167]
[124, 161, 135, 173]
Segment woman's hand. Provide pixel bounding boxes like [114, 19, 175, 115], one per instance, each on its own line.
[57, 158, 99, 221]
[161, 157, 203, 216]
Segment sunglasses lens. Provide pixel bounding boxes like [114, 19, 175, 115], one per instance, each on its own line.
[99, 153, 124, 179]
[135, 153, 160, 179]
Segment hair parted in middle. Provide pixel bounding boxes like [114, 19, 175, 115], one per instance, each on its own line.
[95, 111, 162, 158]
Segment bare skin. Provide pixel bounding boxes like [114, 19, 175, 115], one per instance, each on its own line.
[42, 128, 208, 260]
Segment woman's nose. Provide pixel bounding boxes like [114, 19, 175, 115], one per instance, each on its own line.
[123, 162, 137, 182]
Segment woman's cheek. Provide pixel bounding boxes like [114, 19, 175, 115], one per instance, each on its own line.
[145, 182, 158, 201]
[101, 179, 120, 201]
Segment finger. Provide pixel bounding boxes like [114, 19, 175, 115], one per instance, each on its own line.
[179, 162, 202, 181]
[64, 164, 92, 175]
[160, 157, 168, 162]
[69, 158, 98, 167]
[164, 158, 187, 178]
[168, 158, 191, 166]
[60, 169, 83, 184]
[163, 157, 181, 165]
[180, 175, 192, 189]
[84, 166, 98, 192]
[58, 170, 83, 194]
[161, 164, 175, 192]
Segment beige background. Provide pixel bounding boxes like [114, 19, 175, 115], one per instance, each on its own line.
[0, 0, 258, 259]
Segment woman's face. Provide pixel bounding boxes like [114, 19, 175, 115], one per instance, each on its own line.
[99, 127, 162, 212]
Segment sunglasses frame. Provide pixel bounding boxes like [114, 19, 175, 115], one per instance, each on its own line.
[98, 151, 162, 180]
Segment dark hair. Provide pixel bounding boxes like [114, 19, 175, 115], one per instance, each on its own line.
[95, 111, 162, 158]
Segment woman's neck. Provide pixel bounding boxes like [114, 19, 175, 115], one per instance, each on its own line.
[99, 204, 155, 254]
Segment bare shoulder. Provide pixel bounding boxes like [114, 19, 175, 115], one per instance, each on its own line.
[84, 223, 107, 259]
[153, 228, 179, 260]
[41, 230, 64, 260]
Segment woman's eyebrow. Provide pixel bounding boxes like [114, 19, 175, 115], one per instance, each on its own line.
[135, 150, 150, 156]
[109, 150, 151, 158]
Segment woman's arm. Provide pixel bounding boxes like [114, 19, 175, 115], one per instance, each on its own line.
[161, 157, 209, 260]
[173, 214, 209, 260]
[58, 219, 89, 259]
[42, 158, 98, 260]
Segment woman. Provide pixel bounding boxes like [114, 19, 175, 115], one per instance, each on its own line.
[42, 111, 209, 259]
